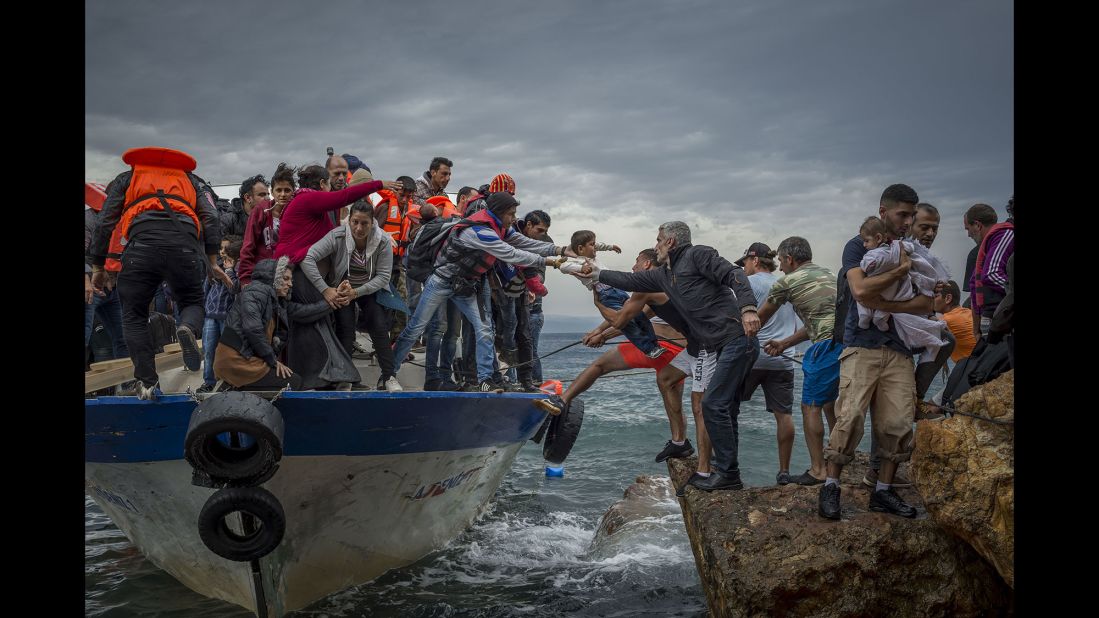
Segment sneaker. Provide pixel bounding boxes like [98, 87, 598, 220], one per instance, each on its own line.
[438, 380, 462, 392]
[862, 468, 912, 488]
[915, 401, 946, 421]
[645, 345, 667, 359]
[384, 376, 404, 392]
[195, 383, 215, 395]
[776, 470, 793, 485]
[655, 439, 695, 463]
[176, 325, 202, 371]
[464, 380, 501, 393]
[424, 379, 442, 392]
[794, 469, 825, 486]
[869, 488, 917, 518]
[136, 382, 161, 401]
[533, 396, 565, 416]
[406, 352, 416, 362]
[519, 380, 541, 393]
[818, 483, 841, 520]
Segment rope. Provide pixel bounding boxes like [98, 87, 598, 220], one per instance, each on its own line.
[941, 396, 1014, 425]
[561, 370, 655, 384]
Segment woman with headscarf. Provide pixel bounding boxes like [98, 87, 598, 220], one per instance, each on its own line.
[213, 257, 294, 390]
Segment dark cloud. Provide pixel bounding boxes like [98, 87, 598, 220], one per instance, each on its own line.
[86, 0, 1011, 315]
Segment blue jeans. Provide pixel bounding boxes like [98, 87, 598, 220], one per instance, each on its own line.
[529, 310, 545, 382]
[408, 277, 423, 313]
[458, 278, 499, 382]
[84, 288, 128, 359]
[700, 336, 759, 474]
[425, 299, 462, 383]
[393, 274, 495, 383]
[202, 317, 226, 385]
[598, 286, 657, 353]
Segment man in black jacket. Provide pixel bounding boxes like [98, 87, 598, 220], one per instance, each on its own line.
[88, 149, 230, 400]
[578, 221, 761, 491]
[218, 174, 270, 237]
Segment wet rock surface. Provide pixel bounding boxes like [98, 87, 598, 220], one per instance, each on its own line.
[667, 450, 1013, 617]
[912, 370, 1014, 588]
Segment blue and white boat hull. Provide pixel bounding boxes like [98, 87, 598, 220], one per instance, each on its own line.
[86, 391, 548, 616]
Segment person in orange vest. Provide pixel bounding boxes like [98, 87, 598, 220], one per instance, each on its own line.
[375, 176, 419, 343]
[84, 182, 129, 366]
[87, 147, 231, 400]
[425, 195, 460, 219]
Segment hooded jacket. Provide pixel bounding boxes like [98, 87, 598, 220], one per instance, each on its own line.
[217, 197, 248, 237]
[301, 219, 395, 298]
[596, 244, 758, 353]
[223, 258, 284, 368]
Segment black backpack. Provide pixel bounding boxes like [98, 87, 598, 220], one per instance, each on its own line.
[405, 216, 464, 283]
[941, 338, 1012, 408]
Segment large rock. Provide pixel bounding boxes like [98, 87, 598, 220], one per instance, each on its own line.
[668, 453, 1012, 617]
[595, 475, 677, 538]
[911, 370, 1014, 588]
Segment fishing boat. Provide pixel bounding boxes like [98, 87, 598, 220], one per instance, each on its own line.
[85, 338, 582, 616]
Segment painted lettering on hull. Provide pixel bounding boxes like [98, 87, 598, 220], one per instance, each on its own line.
[408, 466, 485, 501]
[89, 485, 140, 513]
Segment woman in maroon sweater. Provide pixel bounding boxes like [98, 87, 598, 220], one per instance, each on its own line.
[276, 164, 400, 389]
[274, 165, 399, 264]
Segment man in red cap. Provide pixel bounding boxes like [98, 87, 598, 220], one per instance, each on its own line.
[88, 147, 231, 400]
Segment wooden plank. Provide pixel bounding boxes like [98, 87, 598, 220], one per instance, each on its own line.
[84, 343, 198, 393]
[88, 343, 184, 374]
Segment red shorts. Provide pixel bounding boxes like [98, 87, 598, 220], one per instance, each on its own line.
[617, 341, 684, 370]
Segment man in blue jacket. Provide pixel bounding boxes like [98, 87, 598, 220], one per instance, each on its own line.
[577, 221, 761, 491]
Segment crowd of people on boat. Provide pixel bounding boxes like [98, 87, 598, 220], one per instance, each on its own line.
[85, 147, 1014, 519]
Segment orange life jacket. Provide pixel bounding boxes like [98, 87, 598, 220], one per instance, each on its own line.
[426, 195, 460, 219]
[115, 148, 201, 260]
[375, 189, 413, 257]
[86, 182, 127, 273]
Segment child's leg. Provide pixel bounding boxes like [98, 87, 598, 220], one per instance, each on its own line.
[621, 314, 660, 353]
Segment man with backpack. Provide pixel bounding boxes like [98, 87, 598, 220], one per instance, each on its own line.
[409, 205, 464, 391]
[393, 192, 573, 391]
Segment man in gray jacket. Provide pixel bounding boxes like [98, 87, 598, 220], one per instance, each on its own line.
[577, 221, 761, 491]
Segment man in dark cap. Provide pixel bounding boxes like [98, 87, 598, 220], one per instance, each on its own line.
[389, 192, 576, 391]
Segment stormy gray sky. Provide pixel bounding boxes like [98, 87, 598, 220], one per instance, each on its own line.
[86, 0, 1013, 320]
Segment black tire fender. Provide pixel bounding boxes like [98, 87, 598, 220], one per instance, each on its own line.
[542, 398, 585, 465]
[185, 391, 284, 484]
[197, 486, 286, 562]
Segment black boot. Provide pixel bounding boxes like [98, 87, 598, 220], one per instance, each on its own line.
[818, 483, 841, 520]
